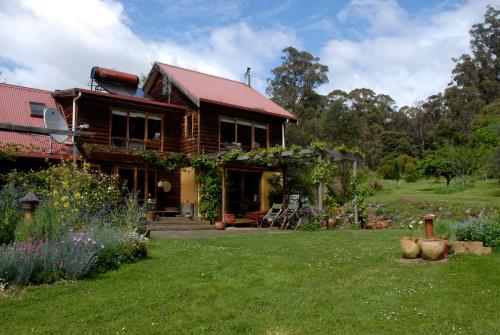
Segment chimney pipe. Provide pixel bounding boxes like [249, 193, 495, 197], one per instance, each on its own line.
[244, 67, 251, 87]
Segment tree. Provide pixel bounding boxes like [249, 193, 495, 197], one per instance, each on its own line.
[419, 146, 487, 185]
[266, 46, 329, 116]
[267, 47, 329, 146]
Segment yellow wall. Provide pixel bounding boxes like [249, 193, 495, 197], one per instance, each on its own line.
[260, 171, 282, 211]
[180, 167, 197, 204]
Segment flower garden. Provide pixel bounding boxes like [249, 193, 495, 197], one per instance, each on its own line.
[0, 163, 148, 287]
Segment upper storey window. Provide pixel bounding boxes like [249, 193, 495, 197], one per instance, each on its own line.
[220, 117, 268, 151]
[111, 110, 162, 150]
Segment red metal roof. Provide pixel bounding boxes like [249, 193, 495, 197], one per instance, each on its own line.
[0, 83, 71, 159]
[155, 62, 297, 121]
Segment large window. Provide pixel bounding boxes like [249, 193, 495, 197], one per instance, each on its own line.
[118, 167, 157, 202]
[220, 117, 268, 151]
[111, 110, 162, 150]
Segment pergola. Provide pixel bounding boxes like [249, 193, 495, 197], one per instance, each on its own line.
[216, 147, 362, 225]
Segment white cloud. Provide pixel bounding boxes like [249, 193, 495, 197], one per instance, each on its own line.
[0, 0, 297, 94]
[320, 0, 496, 107]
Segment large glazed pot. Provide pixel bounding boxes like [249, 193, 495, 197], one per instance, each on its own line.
[400, 237, 421, 259]
[420, 239, 445, 261]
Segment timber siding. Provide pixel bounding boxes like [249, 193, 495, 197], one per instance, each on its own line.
[148, 75, 199, 154]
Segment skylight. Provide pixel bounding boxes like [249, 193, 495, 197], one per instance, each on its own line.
[29, 101, 45, 117]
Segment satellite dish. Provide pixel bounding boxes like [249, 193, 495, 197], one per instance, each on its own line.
[43, 107, 69, 143]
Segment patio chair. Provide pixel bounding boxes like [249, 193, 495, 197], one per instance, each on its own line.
[260, 203, 283, 228]
[275, 195, 300, 229]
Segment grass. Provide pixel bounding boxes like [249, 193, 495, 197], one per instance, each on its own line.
[1, 230, 499, 334]
[366, 179, 500, 224]
[368, 179, 500, 206]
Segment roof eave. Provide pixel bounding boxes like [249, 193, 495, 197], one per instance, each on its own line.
[199, 98, 297, 122]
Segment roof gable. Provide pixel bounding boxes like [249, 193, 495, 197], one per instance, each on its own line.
[151, 62, 296, 121]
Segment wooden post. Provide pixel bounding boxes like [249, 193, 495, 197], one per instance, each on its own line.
[353, 159, 359, 226]
[317, 154, 323, 214]
[221, 167, 226, 220]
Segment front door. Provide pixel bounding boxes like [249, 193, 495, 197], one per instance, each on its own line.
[226, 170, 261, 213]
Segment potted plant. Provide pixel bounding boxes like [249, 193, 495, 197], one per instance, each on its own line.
[144, 196, 156, 223]
[399, 221, 421, 259]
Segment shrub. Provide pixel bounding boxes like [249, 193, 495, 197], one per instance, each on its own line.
[449, 219, 500, 247]
[0, 186, 22, 245]
[15, 200, 64, 242]
[298, 219, 321, 231]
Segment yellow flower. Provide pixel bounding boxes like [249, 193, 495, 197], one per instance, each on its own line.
[75, 192, 81, 199]
[52, 190, 58, 196]
[61, 195, 69, 202]
[63, 202, 70, 208]
[53, 202, 59, 207]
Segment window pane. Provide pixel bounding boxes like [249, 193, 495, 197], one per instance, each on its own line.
[185, 115, 193, 138]
[111, 113, 127, 137]
[254, 126, 267, 149]
[237, 123, 252, 149]
[119, 169, 134, 194]
[220, 121, 235, 145]
[29, 102, 46, 117]
[147, 171, 156, 199]
[137, 170, 145, 200]
[129, 113, 145, 140]
[147, 116, 161, 140]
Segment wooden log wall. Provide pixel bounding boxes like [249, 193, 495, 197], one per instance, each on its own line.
[148, 74, 199, 155]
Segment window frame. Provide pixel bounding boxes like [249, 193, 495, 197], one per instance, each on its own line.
[185, 114, 194, 139]
[110, 109, 163, 151]
[219, 116, 269, 151]
[29, 101, 46, 118]
[115, 166, 157, 202]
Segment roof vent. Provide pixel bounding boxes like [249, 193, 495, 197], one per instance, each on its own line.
[90, 66, 140, 96]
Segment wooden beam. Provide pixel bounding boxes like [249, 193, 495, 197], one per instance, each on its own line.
[0, 123, 94, 137]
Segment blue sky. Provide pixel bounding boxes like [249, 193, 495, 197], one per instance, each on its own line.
[0, 0, 497, 107]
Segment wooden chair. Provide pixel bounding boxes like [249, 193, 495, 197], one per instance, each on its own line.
[276, 195, 300, 229]
[260, 203, 283, 228]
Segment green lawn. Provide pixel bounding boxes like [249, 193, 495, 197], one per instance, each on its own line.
[1, 231, 499, 334]
[368, 179, 500, 206]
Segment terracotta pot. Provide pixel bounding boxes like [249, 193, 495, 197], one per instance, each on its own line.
[400, 237, 421, 259]
[214, 221, 226, 230]
[365, 222, 374, 229]
[375, 223, 383, 229]
[327, 218, 337, 229]
[420, 239, 445, 261]
[145, 211, 156, 223]
[442, 239, 450, 256]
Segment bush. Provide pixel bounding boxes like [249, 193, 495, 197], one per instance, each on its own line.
[0, 229, 148, 287]
[0, 163, 149, 287]
[449, 219, 500, 247]
[0, 186, 22, 245]
[298, 219, 321, 231]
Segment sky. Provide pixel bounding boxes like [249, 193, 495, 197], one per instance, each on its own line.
[0, 0, 498, 108]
